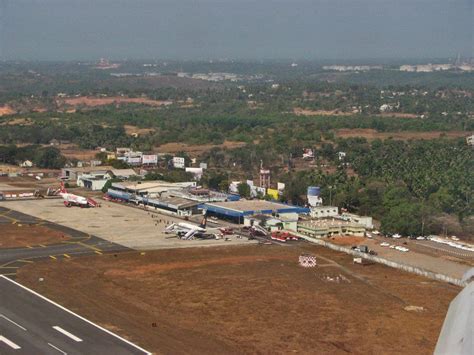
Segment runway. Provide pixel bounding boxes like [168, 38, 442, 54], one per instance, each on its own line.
[0, 276, 151, 354]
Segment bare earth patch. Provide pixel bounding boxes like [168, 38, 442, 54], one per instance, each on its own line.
[0, 105, 16, 116]
[329, 235, 367, 246]
[0, 224, 70, 248]
[58, 96, 173, 108]
[157, 141, 246, 155]
[60, 148, 99, 161]
[17, 245, 459, 354]
[124, 125, 155, 136]
[335, 128, 471, 141]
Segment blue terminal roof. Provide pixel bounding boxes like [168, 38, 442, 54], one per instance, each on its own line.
[201, 200, 309, 218]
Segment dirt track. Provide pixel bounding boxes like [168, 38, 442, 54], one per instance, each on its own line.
[17, 244, 459, 354]
[0, 224, 70, 248]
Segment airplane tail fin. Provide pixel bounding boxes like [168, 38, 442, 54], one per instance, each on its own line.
[60, 181, 67, 193]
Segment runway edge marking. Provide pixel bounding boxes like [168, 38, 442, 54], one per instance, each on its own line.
[0, 276, 152, 355]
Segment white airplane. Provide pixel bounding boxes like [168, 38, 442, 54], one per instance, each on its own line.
[59, 182, 100, 208]
[164, 216, 230, 240]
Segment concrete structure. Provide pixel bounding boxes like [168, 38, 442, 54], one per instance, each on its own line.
[138, 196, 199, 216]
[202, 200, 309, 222]
[341, 213, 374, 229]
[307, 186, 323, 207]
[61, 166, 113, 181]
[77, 175, 108, 191]
[107, 180, 196, 198]
[142, 154, 158, 165]
[244, 213, 299, 232]
[310, 206, 338, 218]
[173, 157, 185, 169]
[244, 214, 282, 231]
[298, 218, 366, 238]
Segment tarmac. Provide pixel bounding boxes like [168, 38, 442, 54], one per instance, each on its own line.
[0, 206, 129, 277]
[0, 276, 150, 354]
[0, 199, 255, 251]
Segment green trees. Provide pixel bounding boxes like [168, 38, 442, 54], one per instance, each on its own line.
[237, 182, 251, 198]
[33, 147, 66, 169]
[101, 178, 122, 193]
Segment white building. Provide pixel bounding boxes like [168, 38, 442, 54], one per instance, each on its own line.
[141, 154, 158, 165]
[185, 167, 203, 180]
[173, 157, 185, 169]
[77, 174, 109, 191]
[19, 160, 33, 168]
[310, 206, 339, 218]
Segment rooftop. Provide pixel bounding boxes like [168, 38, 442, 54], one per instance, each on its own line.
[299, 218, 364, 229]
[205, 200, 309, 216]
[62, 166, 113, 173]
[112, 180, 195, 192]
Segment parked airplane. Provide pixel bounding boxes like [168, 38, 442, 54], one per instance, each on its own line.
[164, 215, 231, 240]
[59, 182, 100, 208]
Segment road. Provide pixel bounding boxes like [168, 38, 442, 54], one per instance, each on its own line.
[0, 206, 130, 277]
[0, 276, 151, 354]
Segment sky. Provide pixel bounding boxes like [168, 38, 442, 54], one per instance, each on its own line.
[1, 0, 472, 61]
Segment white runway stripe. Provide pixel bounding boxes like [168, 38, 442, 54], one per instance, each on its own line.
[0, 314, 27, 331]
[0, 335, 21, 349]
[48, 342, 68, 354]
[53, 326, 83, 342]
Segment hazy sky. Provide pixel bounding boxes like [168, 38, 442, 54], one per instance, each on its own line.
[1, 0, 472, 60]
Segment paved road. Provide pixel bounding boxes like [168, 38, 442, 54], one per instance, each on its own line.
[0, 276, 151, 354]
[0, 206, 130, 277]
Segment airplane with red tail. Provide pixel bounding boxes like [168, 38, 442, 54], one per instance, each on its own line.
[59, 182, 100, 208]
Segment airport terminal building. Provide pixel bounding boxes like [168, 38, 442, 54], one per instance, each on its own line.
[201, 200, 309, 223]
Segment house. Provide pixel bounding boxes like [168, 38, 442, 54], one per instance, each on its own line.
[19, 160, 33, 168]
[173, 157, 185, 169]
[467, 135, 474, 146]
